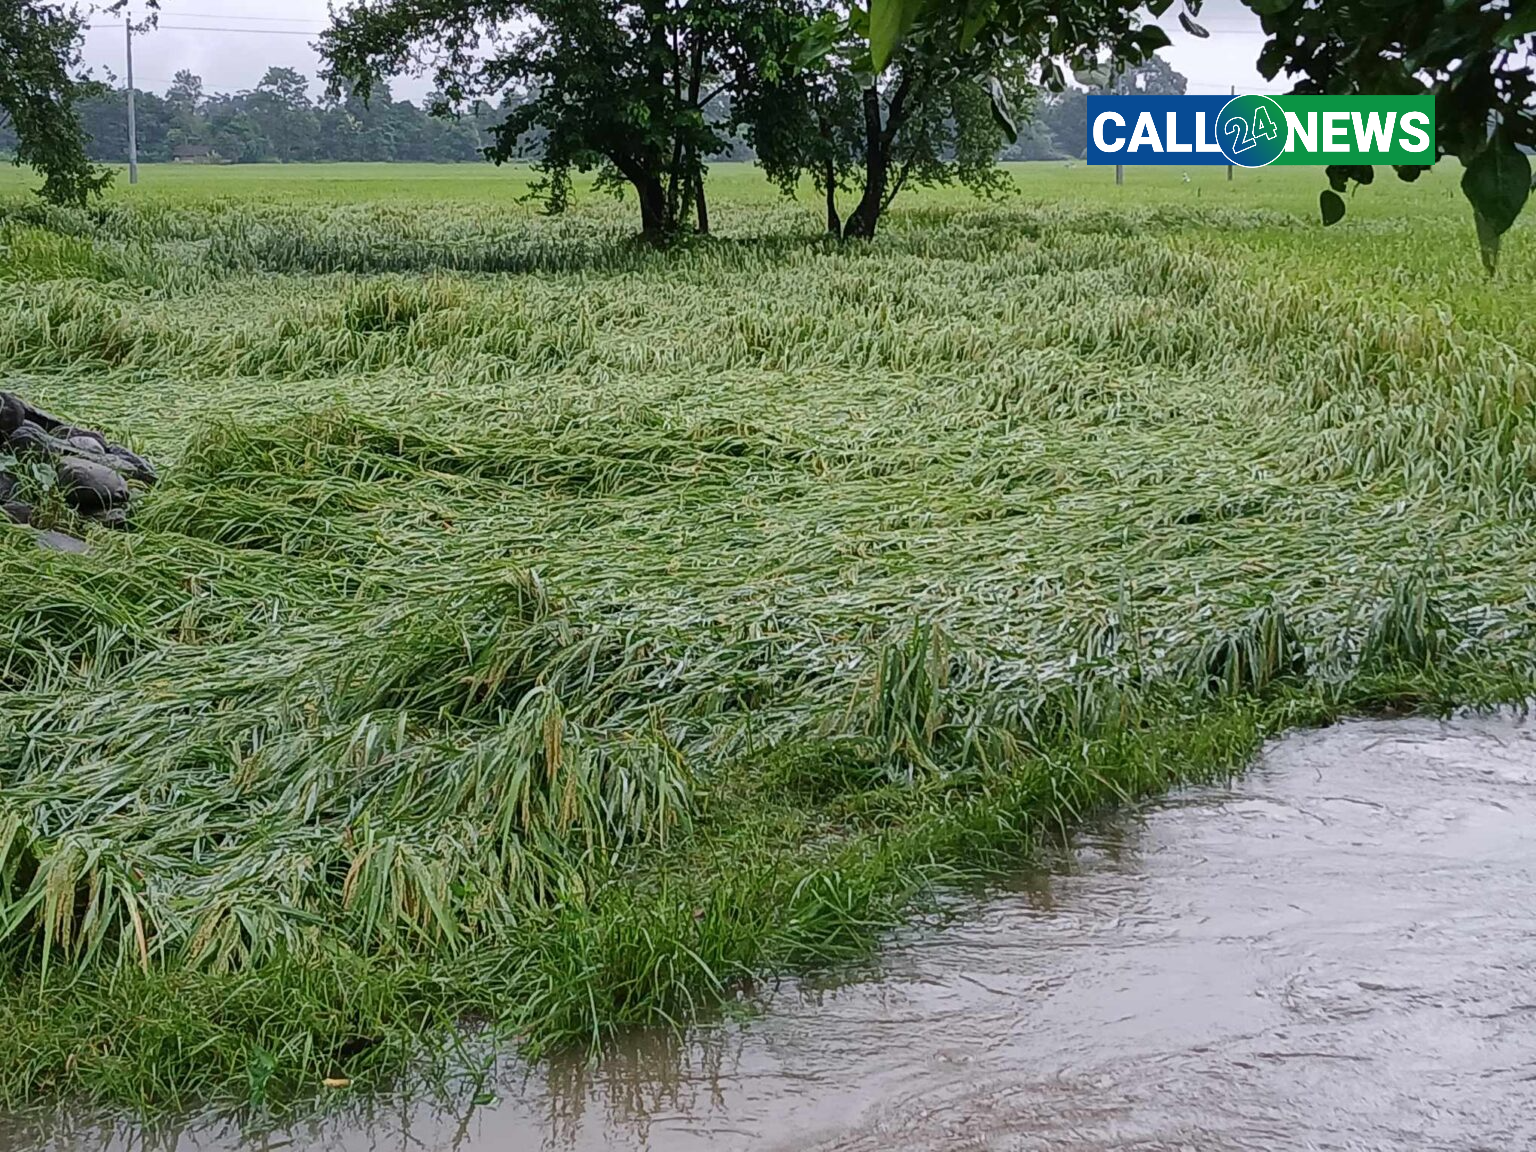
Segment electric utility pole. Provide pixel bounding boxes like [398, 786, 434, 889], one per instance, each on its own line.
[125, 14, 138, 185]
[1113, 61, 1123, 186]
[1227, 85, 1234, 182]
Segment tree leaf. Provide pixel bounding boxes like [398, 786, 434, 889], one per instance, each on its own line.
[1473, 209, 1502, 275]
[1130, 25, 1173, 55]
[1178, 12, 1210, 37]
[792, 13, 847, 69]
[1256, 41, 1286, 79]
[1496, 1, 1536, 47]
[870, 0, 925, 72]
[1320, 189, 1346, 226]
[983, 75, 1017, 144]
[1247, 0, 1293, 13]
[960, 5, 990, 51]
[1460, 133, 1532, 235]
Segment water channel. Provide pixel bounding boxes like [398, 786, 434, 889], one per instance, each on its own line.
[8, 712, 1533, 1151]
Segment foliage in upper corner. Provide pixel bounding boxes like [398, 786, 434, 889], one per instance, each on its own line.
[0, 0, 114, 205]
[1246, 0, 1535, 273]
[866, 0, 1194, 80]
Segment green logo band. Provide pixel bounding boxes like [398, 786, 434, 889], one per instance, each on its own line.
[1257, 96, 1434, 168]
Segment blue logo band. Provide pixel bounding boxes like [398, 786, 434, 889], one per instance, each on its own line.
[1086, 96, 1231, 166]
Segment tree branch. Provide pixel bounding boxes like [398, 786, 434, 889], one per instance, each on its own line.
[882, 159, 913, 210]
[881, 71, 915, 148]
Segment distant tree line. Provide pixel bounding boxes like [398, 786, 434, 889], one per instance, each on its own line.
[0, 66, 510, 165]
[0, 42, 1186, 237]
[1, 48, 1146, 200]
[0, 63, 763, 167]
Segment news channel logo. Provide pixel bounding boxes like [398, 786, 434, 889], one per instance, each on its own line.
[1085, 95, 1435, 168]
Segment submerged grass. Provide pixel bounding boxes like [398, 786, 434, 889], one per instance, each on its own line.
[0, 162, 1532, 1116]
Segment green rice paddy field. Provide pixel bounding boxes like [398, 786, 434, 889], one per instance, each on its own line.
[0, 160, 1533, 1113]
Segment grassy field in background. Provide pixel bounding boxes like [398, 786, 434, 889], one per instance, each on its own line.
[0, 158, 1533, 1116]
[0, 155, 1486, 214]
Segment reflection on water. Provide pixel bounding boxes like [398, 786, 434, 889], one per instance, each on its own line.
[6, 712, 1535, 1151]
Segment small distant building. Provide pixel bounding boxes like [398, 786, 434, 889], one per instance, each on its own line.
[172, 145, 218, 164]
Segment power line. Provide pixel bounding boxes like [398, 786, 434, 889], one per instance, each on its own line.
[154, 8, 326, 22]
[157, 24, 319, 34]
[147, 0, 317, 8]
[85, 22, 320, 35]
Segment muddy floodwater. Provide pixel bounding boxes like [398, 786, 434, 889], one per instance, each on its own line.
[8, 712, 1535, 1151]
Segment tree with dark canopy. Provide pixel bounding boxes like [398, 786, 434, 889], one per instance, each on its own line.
[750, 0, 1169, 240]
[737, 5, 1033, 239]
[0, 0, 112, 204]
[321, 0, 786, 241]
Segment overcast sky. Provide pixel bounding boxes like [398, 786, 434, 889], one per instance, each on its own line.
[81, 0, 1288, 104]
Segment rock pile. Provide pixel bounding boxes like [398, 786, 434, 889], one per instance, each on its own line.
[1, 391, 157, 532]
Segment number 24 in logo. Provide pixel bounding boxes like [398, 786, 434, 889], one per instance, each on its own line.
[1223, 106, 1279, 154]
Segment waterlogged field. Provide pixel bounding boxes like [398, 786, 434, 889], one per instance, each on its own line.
[0, 161, 1533, 1114]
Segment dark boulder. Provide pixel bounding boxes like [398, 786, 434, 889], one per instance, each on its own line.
[0, 393, 22, 435]
[106, 445, 158, 485]
[36, 529, 89, 554]
[3, 501, 32, 526]
[56, 457, 130, 515]
[9, 393, 68, 434]
[68, 433, 109, 454]
[6, 421, 59, 459]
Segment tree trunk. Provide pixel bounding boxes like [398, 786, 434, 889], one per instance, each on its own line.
[694, 172, 710, 235]
[637, 175, 672, 242]
[814, 109, 841, 236]
[823, 156, 841, 236]
[686, 33, 707, 236]
[841, 172, 885, 238]
[842, 86, 888, 239]
[678, 147, 696, 231]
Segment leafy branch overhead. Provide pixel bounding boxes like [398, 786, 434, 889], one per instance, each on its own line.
[1246, 0, 1535, 272]
[867, 0, 1189, 79]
